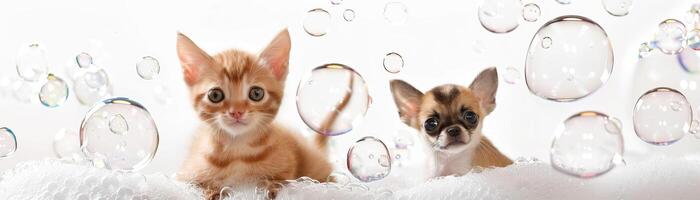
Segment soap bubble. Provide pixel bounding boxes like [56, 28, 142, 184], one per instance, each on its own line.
[347, 136, 391, 182]
[633, 87, 691, 145]
[296, 64, 370, 136]
[0, 127, 17, 158]
[555, 0, 571, 4]
[384, 2, 408, 25]
[16, 43, 49, 82]
[383, 52, 404, 74]
[638, 42, 654, 59]
[343, 9, 356, 22]
[550, 111, 623, 178]
[303, 8, 331, 37]
[73, 66, 112, 105]
[525, 16, 613, 102]
[677, 49, 700, 73]
[522, 3, 541, 22]
[76, 52, 93, 68]
[687, 29, 700, 50]
[39, 74, 69, 108]
[80, 97, 159, 172]
[654, 19, 687, 55]
[602, 0, 633, 17]
[53, 128, 84, 160]
[690, 120, 700, 136]
[503, 66, 521, 84]
[136, 56, 160, 80]
[478, 0, 521, 33]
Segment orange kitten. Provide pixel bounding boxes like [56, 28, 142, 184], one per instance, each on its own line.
[175, 29, 332, 199]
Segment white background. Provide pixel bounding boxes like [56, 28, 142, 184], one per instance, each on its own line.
[0, 0, 699, 176]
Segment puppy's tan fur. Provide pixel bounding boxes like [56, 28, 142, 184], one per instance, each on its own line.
[390, 67, 511, 176]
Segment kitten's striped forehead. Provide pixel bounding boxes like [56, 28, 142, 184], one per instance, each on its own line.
[214, 50, 259, 82]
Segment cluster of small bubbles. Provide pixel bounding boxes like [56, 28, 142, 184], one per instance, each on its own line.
[638, 42, 654, 59]
[384, 2, 408, 25]
[478, 0, 521, 33]
[550, 111, 623, 178]
[383, 52, 404, 74]
[654, 19, 687, 55]
[303, 8, 331, 37]
[53, 128, 84, 161]
[16, 43, 49, 82]
[522, 3, 541, 22]
[343, 9, 356, 22]
[80, 97, 159, 172]
[503, 66, 521, 84]
[633, 87, 691, 145]
[555, 0, 571, 4]
[296, 64, 370, 136]
[76, 52, 93, 68]
[602, 0, 633, 17]
[347, 136, 391, 182]
[72, 66, 112, 105]
[0, 127, 17, 158]
[525, 16, 613, 102]
[136, 56, 161, 80]
[39, 74, 69, 107]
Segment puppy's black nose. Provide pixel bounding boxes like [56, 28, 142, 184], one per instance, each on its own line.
[447, 127, 461, 137]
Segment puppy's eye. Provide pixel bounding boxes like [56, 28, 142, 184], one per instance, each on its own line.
[249, 86, 265, 102]
[207, 88, 225, 103]
[424, 117, 439, 131]
[462, 111, 478, 124]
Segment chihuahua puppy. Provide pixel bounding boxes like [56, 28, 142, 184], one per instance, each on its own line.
[390, 67, 512, 176]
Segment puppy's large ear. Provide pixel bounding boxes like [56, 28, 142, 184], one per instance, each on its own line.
[390, 80, 424, 126]
[260, 29, 291, 82]
[469, 67, 498, 114]
[176, 33, 214, 86]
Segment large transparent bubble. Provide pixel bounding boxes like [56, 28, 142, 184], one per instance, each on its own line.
[525, 16, 613, 102]
[73, 65, 113, 105]
[550, 111, 623, 178]
[80, 97, 159, 172]
[347, 136, 391, 182]
[633, 87, 691, 146]
[16, 43, 49, 82]
[39, 74, 69, 108]
[0, 127, 17, 158]
[296, 64, 370, 136]
[478, 0, 521, 33]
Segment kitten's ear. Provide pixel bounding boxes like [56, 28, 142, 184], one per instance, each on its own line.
[469, 67, 498, 114]
[176, 33, 213, 86]
[390, 80, 424, 126]
[259, 29, 291, 81]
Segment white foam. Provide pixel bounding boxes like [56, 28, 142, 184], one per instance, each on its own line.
[2, 158, 699, 200]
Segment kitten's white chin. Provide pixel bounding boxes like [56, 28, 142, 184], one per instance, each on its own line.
[216, 117, 253, 137]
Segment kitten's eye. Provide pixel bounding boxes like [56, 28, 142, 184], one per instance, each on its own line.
[424, 117, 439, 132]
[462, 111, 478, 124]
[207, 88, 225, 103]
[249, 86, 265, 102]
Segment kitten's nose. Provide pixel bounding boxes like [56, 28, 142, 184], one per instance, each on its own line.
[447, 127, 461, 137]
[229, 111, 245, 120]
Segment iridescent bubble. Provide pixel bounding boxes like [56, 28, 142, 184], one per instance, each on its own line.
[53, 128, 84, 160]
[76, 52, 93, 68]
[550, 111, 623, 178]
[0, 127, 17, 158]
[555, 0, 571, 4]
[522, 3, 541, 22]
[73, 66, 112, 105]
[303, 8, 331, 37]
[383, 52, 404, 74]
[80, 97, 159, 172]
[633, 87, 691, 145]
[384, 2, 408, 25]
[503, 66, 521, 84]
[347, 136, 391, 182]
[525, 16, 613, 101]
[16, 43, 49, 82]
[602, 0, 633, 17]
[343, 9, 356, 22]
[296, 64, 370, 136]
[638, 42, 654, 59]
[654, 19, 687, 55]
[136, 56, 160, 80]
[687, 29, 700, 50]
[39, 74, 69, 108]
[478, 0, 521, 33]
